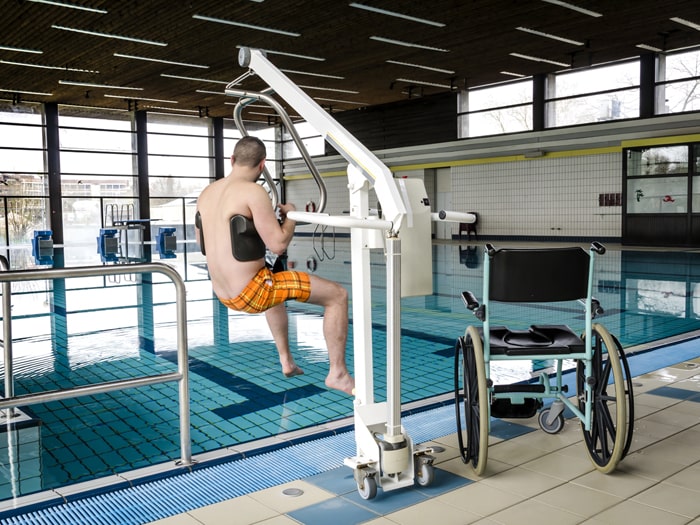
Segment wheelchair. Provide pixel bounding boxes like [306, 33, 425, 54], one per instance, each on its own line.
[454, 243, 634, 475]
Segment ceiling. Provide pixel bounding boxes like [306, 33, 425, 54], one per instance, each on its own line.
[2, 0, 700, 122]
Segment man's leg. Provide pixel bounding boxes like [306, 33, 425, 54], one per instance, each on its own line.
[265, 302, 303, 377]
[307, 274, 354, 395]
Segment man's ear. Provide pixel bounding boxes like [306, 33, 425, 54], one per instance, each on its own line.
[259, 159, 266, 174]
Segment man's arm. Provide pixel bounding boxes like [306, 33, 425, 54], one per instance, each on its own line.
[248, 184, 296, 255]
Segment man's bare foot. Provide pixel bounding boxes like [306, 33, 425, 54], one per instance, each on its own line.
[325, 371, 355, 395]
[282, 364, 304, 378]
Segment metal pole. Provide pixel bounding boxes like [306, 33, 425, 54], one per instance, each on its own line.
[0, 255, 14, 419]
[385, 235, 402, 439]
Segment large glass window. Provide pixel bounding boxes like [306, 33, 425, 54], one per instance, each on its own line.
[625, 145, 690, 214]
[656, 48, 700, 114]
[459, 79, 533, 137]
[546, 60, 640, 126]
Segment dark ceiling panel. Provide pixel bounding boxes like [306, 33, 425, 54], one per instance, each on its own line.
[1, 0, 699, 121]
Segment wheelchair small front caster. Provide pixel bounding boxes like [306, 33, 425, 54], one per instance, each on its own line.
[538, 407, 565, 434]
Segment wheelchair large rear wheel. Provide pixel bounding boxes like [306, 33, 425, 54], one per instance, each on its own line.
[454, 325, 489, 475]
[577, 324, 627, 473]
[609, 331, 635, 459]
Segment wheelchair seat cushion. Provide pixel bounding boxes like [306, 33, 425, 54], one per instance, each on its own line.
[485, 324, 584, 356]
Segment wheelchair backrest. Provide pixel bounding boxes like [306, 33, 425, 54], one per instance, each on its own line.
[488, 247, 590, 303]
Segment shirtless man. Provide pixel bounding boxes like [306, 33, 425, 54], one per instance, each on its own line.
[195, 136, 354, 395]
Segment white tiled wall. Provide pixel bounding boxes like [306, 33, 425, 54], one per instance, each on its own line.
[451, 152, 622, 239]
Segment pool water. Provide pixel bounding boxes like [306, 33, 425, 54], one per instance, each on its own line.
[1, 240, 699, 501]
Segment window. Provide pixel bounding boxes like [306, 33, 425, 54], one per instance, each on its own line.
[656, 48, 700, 115]
[458, 79, 533, 138]
[546, 60, 640, 127]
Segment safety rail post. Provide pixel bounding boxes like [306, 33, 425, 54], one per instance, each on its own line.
[0, 262, 192, 467]
[0, 255, 14, 419]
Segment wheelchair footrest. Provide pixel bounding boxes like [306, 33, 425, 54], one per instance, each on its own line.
[491, 384, 545, 419]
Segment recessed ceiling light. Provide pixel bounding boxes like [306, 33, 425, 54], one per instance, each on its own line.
[349, 3, 445, 27]
[114, 53, 209, 69]
[27, 0, 107, 13]
[636, 43, 663, 52]
[501, 71, 526, 77]
[298, 85, 359, 94]
[0, 45, 42, 54]
[281, 69, 345, 80]
[541, 0, 602, 17]
[370, 36, 449, 52]
[59, 80, 143, 90]
[104, 94, 178, 104]
[0, 88, 53, 96]
[510, 52, 569, 68]
[396, 78, 453, 89]
[386, 60, 455, 74]
[161, 74, 228, 84]
[0, 59, 99, 73]
[315, 97, 367, 106]
[52, 25, 167, 46]
[516, 27, 584, 46]
[193, 14, 300, 37]
[670, 17, 700, 31]
[235, 45, 325, 62]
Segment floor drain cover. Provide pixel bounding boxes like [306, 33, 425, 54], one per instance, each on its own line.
[283, 488, 304, 497]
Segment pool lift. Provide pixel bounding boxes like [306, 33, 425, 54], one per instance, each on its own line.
[227, 48, 476, 499]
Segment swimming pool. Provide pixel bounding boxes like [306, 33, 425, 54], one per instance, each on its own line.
[1, 240, 699, 502]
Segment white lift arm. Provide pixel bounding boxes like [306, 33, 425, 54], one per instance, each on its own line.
[235, 47, 407, 231]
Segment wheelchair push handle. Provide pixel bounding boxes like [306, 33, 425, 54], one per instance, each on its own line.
[590, 241, 606, 255]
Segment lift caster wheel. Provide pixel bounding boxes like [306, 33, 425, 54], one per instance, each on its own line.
[414, 456, 435, 487]
[538, 408, 565, 434]
[355, 468, 377, 500]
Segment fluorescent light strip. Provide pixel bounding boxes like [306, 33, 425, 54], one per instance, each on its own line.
[541, 0, 602, 17]
[510, 52, 569, 67]
[196, 89, 226, 95]
[236, 45, 325, 62]
[224, 102, 270, 108]
[636, 43, 663, 52]
[114, 53, 208, 69]
[52, 25, 167, 46]
[281, 69, 344, 80]
[516, 26, 584, 45]
[0, 59, 99, 73]
[501, 71, 526, 77]
[104, 94, 177, 104]
[146, 106, 200, 113]
[0, 88, 53, 96]
[670, 17, 700, 31]
[370, 36, 449, 52]
[396, 77, 452, 89]
[386, 59, 454, 74]
[0, 45, 42, 54]
[193, 14, 300, 37]
[315, 96, 367, 106]
[161, 73, 228, 84]
[298, 84, 359, 94]
[349, 3, 445, 27]
[59, 80, 143, 90]
[27, 0, 107, 13]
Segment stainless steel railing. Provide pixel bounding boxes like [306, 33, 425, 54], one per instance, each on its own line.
[0, 258, 192, 467]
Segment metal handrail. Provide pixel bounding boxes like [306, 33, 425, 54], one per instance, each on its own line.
[0, 261, 192, 467]
[228, 87, 328, 213]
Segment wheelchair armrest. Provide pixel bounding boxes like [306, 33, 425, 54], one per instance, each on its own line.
[592, 298, 604, 318]
[461, 291, 479, 311]
[591, 241, 606, 255]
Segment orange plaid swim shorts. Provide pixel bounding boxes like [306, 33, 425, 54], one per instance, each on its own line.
[219, 266, 311, 314]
